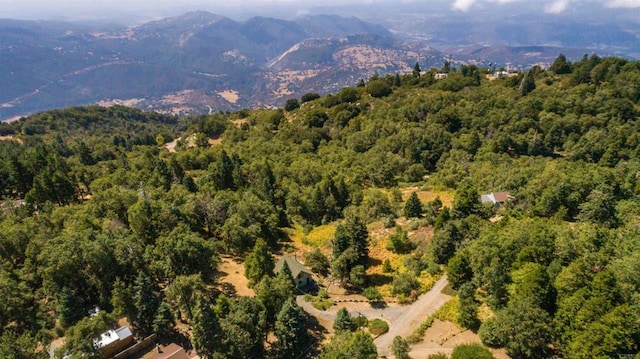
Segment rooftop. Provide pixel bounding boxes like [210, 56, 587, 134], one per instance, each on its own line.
[148, 343, 189, 359]
[275, 255, 312, 279]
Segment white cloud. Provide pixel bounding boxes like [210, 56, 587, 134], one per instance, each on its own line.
[606, 0, 640, 7]
[545, 0, 571, 13]
[452, 0, 477, 11]
[449, 0, 640, 13]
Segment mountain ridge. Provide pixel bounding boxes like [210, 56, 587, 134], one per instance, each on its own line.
[1, 11, 635, 120]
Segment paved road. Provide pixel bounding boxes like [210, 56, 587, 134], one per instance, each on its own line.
[297, 275, 451, 358]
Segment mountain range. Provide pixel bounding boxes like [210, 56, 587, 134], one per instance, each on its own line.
[1, 9, 638, 120]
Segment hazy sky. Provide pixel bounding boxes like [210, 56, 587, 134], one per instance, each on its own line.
[1, 0, 639, 21]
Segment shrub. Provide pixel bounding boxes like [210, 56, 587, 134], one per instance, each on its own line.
[362, 287, 383, 302]
[284, 98, 299, 111]
[367, 79, 393, 98]
[478, 317, 504, 348]
[383, 215, 396, 228]
[339, 87, 360, 103]
[386, 227, 416, 254]
[392, 272, 420, 298]
[368, 319, 389, 336]
[304, 249, 330, 276]
[451, 343, 494, 359]
[382, 259, 393, 273]
[301, 92, 321, 103]
[353, 315, 369, 329]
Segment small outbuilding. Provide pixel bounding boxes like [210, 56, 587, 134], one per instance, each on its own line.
[480, 191, 512, 206]
[95, 326, 134, 359]
[275, 255, 313, 289]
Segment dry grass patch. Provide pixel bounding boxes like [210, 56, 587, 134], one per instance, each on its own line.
[217, 257, 254, 297]
[401, 186, 455, 208]
[288, 223, 336, 250]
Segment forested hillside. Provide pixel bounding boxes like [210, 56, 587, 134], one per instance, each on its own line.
[1, 54, 639, 358]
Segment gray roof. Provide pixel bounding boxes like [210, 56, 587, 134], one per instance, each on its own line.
[275, 255, 312, 279]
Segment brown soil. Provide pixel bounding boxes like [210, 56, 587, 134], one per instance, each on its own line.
[217, 90, 239, 104]
[409, 319, 510, 358]
[0, 135, 23, 144]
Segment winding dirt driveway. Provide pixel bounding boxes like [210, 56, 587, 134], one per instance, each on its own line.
[297, 275, 451, 358]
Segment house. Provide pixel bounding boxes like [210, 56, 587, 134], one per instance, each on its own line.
[275, 255, 313, 289]
[434, 73, 449, 80]
[480, 191, 512, 206]
[494, 70, 509, 78]
[148, 343, 189, 359]
[94, 326, 134, 359]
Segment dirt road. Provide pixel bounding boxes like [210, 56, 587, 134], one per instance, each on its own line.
[297, 275, 451, 358]
[374, 275, 450, 357]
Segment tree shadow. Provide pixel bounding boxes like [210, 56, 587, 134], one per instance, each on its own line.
[218, 282, 237, 297]
[369, 301, 388, 309]
[367, 257, 383, 267]
[367, 273, 392, 286]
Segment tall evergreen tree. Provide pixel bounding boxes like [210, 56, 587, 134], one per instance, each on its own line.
[192, 296, 223, 359]
[333, 215, 368, 267]
[153, 302, 175, 338]
[549, 53, 572, 74]
[404, 191, 423, 218]
[275, 298, 310, 359]
[334, 308, 356, 332]
[519, 71, 536, 96]
[244, 238, 274, 288]
[58, 286, 85, 328]
[451, 180, 481, 219]
[413, 62, 421, 78]
[131, 272, 160, 337]
[212, 149, 235, 190]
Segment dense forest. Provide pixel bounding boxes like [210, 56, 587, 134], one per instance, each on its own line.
[1, 54, 639, 359]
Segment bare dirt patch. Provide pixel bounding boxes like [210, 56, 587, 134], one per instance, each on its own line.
[217, 257, 254, 297]
[0, 135, 23, 144]
[164, 138, 178, 153]
[208, 137, 222, 146]
[409, 319, 510, 358]
[96, 98, 145, 107]
[217, 90, 239, 104]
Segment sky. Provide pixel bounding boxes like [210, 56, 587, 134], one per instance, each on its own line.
[0, 0, 639, 21]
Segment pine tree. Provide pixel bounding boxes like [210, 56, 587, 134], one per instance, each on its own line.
[58, 286, 84, 328]
[244, 238, 274, 288]
[413, 62, 421, 78]
[334, 308, 355, 332]
[519, 71, 536, 96]
[451, 180, 480, 219]
[153, 302, 175, 338]
[212, 149, 235, 190]
[404, 191, 422, 218]
[275, 298, 309, 359]
[131, 272, 160, 337]
[111, 277, 133, 319]
[192, 296, 222, 359]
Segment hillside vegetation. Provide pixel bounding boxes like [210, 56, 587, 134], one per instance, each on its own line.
[1, 54, 639, 358]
